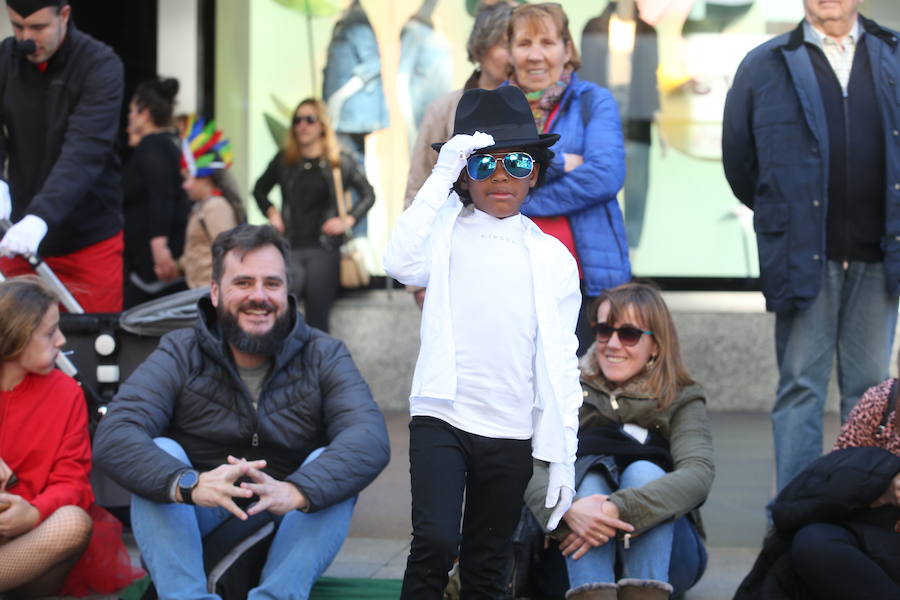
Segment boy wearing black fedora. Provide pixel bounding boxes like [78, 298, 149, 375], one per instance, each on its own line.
[384, 86, 584, 599]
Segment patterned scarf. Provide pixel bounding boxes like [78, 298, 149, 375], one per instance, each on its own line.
[510, 66, 573, 133]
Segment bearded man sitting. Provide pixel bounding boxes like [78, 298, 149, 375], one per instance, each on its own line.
[94, 224, 390, 600]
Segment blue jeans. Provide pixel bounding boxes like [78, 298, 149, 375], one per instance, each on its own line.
[772, 260, 898, 492]
[131, 438, 355, 600]
[565, 461, 706, 595]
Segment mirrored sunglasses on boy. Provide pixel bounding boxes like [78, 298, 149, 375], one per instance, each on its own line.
[466, 152, 535, 181]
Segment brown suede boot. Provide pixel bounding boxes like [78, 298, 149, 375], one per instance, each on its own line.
[565, 582, 618, 600]
[617, 578, 673, 600]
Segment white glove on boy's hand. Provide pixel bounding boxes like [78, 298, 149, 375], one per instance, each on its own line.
[0, 180, 10, 221]
[432, 132, 495, 184]
[546, 462, 575, 531]
[0, 215, 48, 257]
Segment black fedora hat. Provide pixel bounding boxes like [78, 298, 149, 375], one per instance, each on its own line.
[7, 0, 64, 18]
[432, 86, 560, 152]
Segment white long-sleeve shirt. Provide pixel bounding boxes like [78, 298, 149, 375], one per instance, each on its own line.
[414, 206, 537, 439]
[383, 174, 583, 490]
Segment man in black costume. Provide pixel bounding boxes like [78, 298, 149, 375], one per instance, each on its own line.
[0, 0, 124, 311]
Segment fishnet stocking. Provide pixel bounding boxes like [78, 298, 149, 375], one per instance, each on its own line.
[0, 505, 92, 595]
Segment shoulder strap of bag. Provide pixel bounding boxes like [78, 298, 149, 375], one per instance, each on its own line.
[331, 165, 352, 220]
[878, 378, 897, 432]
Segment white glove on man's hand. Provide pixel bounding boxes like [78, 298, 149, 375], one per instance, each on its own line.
[0, 215, 48, 257]
[0, 180, 10, 222]
[546, 461, 575, 531]
[432, 132, 495, 184]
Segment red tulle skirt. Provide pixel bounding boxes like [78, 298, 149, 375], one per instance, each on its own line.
[59, 504, 145, 597]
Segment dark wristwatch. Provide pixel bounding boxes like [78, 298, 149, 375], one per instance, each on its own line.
[177, 469, 200, 505]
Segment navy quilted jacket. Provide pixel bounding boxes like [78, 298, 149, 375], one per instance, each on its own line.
[723, 17, 900, 312]
[94, 297, 390, 512]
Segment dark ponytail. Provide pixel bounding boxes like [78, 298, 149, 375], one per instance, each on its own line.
[132, 77, 180, 127]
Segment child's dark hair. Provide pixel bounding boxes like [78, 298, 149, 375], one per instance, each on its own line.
[453, 145, 555, 205]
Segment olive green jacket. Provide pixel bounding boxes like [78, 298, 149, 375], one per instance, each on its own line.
[525, 351, 714, 536]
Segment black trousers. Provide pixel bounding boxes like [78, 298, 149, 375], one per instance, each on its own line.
[289, 246, 340, 332]
[791, 522, 900, 599]
[401, 416, 533, 600]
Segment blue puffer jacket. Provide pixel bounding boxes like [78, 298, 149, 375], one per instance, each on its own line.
[723, 17, 900, 313]
[518, 73, 630, 297]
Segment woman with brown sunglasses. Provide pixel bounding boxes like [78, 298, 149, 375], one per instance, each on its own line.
[525, 282, 713, 599]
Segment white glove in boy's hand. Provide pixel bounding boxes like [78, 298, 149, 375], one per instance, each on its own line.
[0, 215, 48, 257]
[546, 462, 575, 531]
[432, 132, 495, 184]
[0, 180, 10, 221]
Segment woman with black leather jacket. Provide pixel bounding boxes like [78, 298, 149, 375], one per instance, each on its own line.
[253, 98, 374, 332]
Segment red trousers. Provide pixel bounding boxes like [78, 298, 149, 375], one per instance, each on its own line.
[0, 231, 123, 313]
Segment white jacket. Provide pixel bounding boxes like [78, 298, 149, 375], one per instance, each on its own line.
[383, 175, 583, 490]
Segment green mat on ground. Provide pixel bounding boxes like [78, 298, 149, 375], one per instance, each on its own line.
[118, 576, 401, 600]
[310, 577, 402, 599]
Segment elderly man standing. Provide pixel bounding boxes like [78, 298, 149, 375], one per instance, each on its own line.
[94, 225, 390, 599]
[723, 0, 900, 494]
[0, 0, 124, 311]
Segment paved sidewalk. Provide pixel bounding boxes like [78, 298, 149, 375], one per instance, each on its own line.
[47, 409, 840, 599]
[326, 410, 842, 599]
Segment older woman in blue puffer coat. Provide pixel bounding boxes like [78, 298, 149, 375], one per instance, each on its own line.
[507, 3, 629, 354]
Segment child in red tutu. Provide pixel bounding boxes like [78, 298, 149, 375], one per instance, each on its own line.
[0, 276, 143, 596]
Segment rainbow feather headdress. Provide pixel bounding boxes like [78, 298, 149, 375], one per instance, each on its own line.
[181, 115, 233, 177]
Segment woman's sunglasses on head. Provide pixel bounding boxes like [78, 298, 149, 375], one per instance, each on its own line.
[466, 152, 535, 181]
[292, 114, 319, 126]
[593, 323, 653, 346]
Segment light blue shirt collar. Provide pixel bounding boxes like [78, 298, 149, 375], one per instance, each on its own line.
[803, 17, 862, 49]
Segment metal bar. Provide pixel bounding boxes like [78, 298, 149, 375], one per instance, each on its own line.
[30, 259, 84, 313]
[0, 218, 84, 313]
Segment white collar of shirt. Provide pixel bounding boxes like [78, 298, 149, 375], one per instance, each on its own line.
[465, 205, 526, 229]
[803, 18, 861, 50]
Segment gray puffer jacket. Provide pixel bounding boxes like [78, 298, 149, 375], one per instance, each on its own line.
[93, 297, 390, 512]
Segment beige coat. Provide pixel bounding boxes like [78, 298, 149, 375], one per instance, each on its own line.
[180, 196, 237, 288]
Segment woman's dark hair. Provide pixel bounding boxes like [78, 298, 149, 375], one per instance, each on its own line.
[132, 77, 180, 127]
[453, 145, 555, 205]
